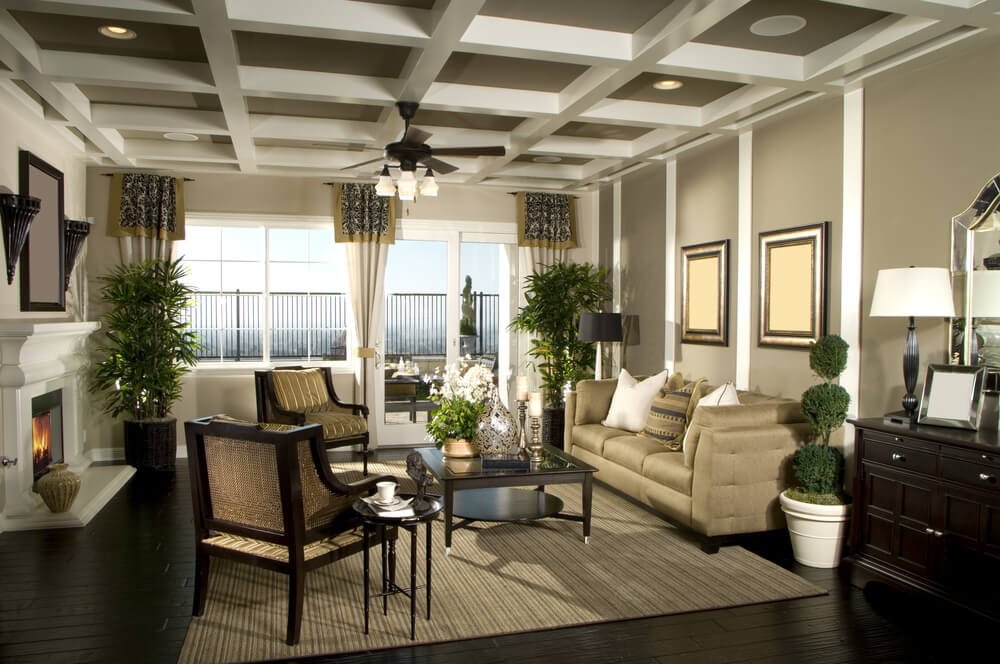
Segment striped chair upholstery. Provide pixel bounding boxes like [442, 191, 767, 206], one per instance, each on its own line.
[255, 366, 371, 475]
[185, 416, 396, 645]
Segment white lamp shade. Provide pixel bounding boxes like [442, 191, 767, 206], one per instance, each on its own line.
[973, 270, 1000, 317]
[396, 170, 417, 200]
[870, 267, 956, 318]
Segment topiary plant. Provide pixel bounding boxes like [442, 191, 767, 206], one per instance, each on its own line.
[791, 334, 850, 505]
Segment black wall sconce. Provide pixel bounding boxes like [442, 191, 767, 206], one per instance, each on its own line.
[0, 193, 41, 284]
[63, 219, 91, 291]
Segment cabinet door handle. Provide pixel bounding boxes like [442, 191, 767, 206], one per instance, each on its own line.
[979, 473, 996, 483]
[891, 452, 905, 462]
[924, 528, 944, 537]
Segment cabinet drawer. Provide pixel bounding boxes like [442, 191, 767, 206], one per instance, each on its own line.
[941, 445, 1000, 470]
[940, 457, 1000, 492]
[863, 439, 938, 476]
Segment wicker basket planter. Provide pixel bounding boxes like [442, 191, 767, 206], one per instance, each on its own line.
[124, 418, 177, 472]
[541, 407, 565, 447]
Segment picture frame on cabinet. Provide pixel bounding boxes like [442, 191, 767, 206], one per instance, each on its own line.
[917, 364, 986, 430]
[758, 222, 828, 348]
[681, 239, 729, 345]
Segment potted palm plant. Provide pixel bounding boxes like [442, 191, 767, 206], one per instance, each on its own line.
[92, 257, 200, 471]
[780, 334, 852, 568]
[510, 261, 609, 444]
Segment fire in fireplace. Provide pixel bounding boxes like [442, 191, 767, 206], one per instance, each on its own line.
[32, 390, 64, 479]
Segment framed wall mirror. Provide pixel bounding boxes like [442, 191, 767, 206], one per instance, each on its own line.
[19, 150, 65, 312]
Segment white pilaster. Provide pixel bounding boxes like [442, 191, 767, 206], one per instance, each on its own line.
[736, 132, 753, 389]
[664, 160, 678, 373]
[612, 179, 623, 376]
[841, 88, 865, 464]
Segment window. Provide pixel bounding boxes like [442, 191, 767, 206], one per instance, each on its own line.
[175, 219, 350, 364]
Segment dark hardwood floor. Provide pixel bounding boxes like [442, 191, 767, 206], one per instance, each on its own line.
[1, 449, 993, 664]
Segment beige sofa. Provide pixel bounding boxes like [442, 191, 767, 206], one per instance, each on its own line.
[564, 377, 812, 551]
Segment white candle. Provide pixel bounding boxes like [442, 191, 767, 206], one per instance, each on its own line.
[515, 375, 529, 401]
[528, 392, 543, 418]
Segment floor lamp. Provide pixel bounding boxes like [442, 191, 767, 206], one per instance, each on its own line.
[870, 267, 956, 421]
[578, 312, 623, 380]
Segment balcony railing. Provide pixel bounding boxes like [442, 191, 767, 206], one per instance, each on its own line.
[183, 291, 499, 362]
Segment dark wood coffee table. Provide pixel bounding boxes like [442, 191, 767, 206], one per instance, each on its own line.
[416, 445, 597, 554]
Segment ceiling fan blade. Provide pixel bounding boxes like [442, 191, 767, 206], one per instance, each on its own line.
[430, 146, 506, 157]
[340, 156, 384, 170]
[421, 157, 458, 175]
[401, 125, 432, 146]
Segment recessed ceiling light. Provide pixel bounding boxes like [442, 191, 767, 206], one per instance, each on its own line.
[749, 15, 806, 37]
[532, 155, 561, 163]
[98, 25, 137, 40]
[163, 132, 199, 142]
[653, 79, 683, 90]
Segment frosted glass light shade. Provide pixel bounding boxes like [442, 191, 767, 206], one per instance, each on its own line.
[396, 170, 417, 201]
[870, 267, 956, 318]
[972, 270, 1000, 317]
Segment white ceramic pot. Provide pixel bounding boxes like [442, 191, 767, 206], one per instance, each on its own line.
[779, 490, 851, 568]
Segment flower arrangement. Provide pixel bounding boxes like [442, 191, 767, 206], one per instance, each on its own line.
[424, 360, 494, 446]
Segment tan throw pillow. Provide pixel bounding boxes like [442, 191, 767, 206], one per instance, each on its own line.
[639, 381, 698, 449]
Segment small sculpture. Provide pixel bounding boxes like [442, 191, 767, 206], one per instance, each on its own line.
[406, 451, 435, 511]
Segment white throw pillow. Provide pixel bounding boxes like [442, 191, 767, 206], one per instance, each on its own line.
[682, 382, 740, 454]
[602, 368, 669, 432]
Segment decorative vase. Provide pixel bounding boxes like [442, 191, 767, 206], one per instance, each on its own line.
[779, 490, 851, 568]
[441, 437, 478, 458]
[476, 389, 519, 455]
[36, 463, 81, 513]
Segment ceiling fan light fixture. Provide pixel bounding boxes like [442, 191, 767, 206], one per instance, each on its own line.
[375, 165, 395, 197]
[419, 168, 438, 197]
[396, 169, 417, 201]
[653, 79, 683, 90]
[99, 25, 137, 39]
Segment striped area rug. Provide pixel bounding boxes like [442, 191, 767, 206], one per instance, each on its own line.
[178, 459, 824, 663]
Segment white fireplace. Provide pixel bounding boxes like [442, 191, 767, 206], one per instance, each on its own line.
[0, 321, 134, 532]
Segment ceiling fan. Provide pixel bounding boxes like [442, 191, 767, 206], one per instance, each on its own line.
[341, 101, 506, 176]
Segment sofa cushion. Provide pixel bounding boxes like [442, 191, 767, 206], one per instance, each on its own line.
[642, 452, 693, 496]
[272, 368, 328, 411]
[602, 369, 668, 432]
[638, 379, 695, 449]
[571, 423, 631, 457]
[603, 435, 667, 475]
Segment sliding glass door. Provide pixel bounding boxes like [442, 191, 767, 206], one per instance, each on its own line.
[376, 225, 514, 446]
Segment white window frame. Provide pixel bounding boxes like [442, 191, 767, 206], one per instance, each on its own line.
[181, 212, 355, 374]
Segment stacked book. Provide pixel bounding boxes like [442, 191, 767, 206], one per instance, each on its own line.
[481, 453, 531, 470]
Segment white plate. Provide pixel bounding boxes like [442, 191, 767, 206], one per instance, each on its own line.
[374, 496, 401, 506]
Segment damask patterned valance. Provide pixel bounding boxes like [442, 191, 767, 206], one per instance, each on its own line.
[107, 173, 185, 241]
[516, 192, 578, 250]
[333, 183, 397, 244]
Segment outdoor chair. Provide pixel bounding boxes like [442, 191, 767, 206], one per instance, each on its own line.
[255, 366, 370, 475]
[184, 416, 396, 645]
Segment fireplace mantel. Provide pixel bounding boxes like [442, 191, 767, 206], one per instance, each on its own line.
[0, 320, 134, 532]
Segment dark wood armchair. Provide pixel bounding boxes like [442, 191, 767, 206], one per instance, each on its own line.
[255, 366, 370, 475]
[184, 416, 395, 645]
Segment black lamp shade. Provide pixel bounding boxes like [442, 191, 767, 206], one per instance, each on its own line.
[578, 312, 622, 343]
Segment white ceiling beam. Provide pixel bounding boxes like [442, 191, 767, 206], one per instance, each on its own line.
[192, 0, 256, 172]
[0, 11, 131, 164]
[721, 92, 826, 131]
[580, 99, 702, 127]
[422, 82, 559, 115]
[497, 163, 584, 179]
[529, 135, 633, 159]
[125, 138, 237, 163]
[629, 127, 691, 155]
[1, 0, 199, 24]
[804, 14, 939, 80]
[41, 51, 215, 91]
[660, 42, 804, 81]
[225, 0, 432, 43]
[460, 16, 632, 63]
[240, 66, 400, 104]
[93, 104, 228, 133]
[700, 85, 787, 125]
[249, 115, 376, 143]
[255, 145, 371, 170]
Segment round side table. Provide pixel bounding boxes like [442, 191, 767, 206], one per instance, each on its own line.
[352, 493, 442, 640]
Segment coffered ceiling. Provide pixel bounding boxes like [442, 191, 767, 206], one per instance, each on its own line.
[1, 0, 999, 191]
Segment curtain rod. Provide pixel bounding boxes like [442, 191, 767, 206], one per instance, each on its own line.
[508, 192, 579, 198]
[101, 173, 195, 181]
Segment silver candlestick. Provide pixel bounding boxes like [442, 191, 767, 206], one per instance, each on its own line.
[517, 399, 527, 450]
[528, 416, 543, 463]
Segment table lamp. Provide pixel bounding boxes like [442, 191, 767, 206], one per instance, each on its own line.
[578, 312, 623, 380]
[870, 267, 956, 420]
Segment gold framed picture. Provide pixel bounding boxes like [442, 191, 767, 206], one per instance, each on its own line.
[758, 222, 828, 348]
[681, 239, 729, 345]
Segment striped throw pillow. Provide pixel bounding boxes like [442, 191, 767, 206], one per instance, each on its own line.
[639, 381, 698, 449]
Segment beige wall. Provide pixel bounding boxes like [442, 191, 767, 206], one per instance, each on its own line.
[675, 137, 738, 384]
[860, 36, 1000, 416]
[0, 86, 87, 320]
[751, 97, 843, 398]
[620, 163, 666, 375]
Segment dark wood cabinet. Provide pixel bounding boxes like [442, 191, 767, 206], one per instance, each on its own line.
[848, 418, 1000, 620]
